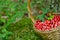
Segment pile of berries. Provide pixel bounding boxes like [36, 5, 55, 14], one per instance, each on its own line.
[35, 15, 60, 31]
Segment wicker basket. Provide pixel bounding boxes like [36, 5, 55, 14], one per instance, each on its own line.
[27, 0, 60, 40]
[33, 24, 60, 40]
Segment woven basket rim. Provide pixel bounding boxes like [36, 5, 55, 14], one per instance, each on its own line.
[33, 25, 60, 34]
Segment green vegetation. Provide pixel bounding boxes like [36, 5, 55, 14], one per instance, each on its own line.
[0, 0, 60, 40]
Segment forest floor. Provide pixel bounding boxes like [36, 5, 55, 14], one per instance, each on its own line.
[6, 17, 47, 40]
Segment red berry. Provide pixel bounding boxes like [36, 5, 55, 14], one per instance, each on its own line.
[35, 15, 60, 31]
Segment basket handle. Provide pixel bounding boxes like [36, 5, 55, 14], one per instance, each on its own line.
[27, 0, 35, 24]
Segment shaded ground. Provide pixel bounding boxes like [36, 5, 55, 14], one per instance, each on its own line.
[5, 17, 47, 40]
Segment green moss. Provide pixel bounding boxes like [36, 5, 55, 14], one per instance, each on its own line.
[7, 17, 47, 40]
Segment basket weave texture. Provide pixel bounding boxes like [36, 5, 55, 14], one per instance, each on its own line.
[33, 25, 60, 40]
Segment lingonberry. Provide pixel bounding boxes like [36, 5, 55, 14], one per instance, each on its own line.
[35, 15, 60, 31]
